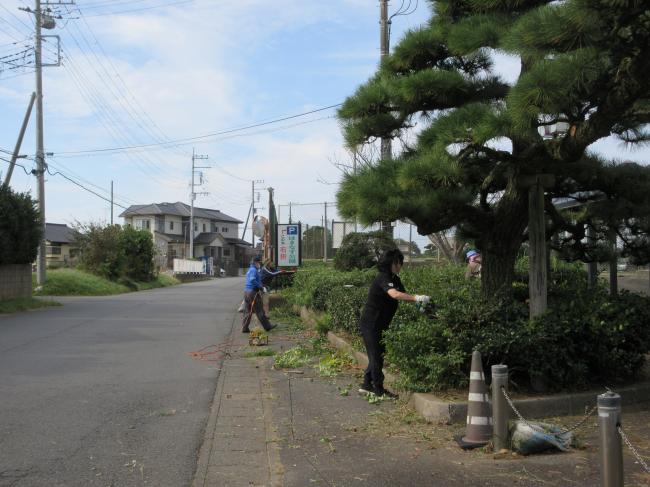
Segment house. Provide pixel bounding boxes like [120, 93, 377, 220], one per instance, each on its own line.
[44, 223, 77, 268]
[119, 202, 251, 272]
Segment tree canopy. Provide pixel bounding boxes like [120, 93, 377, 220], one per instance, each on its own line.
[337, 0, 650, 297]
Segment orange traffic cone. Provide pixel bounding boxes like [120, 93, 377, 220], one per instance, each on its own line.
[457, 350, 492, 449]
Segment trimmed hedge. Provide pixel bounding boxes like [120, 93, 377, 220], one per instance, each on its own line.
[283, 262, 650, 393]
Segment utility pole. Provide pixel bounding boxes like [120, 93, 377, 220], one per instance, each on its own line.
[34, 0, 47, 286]
[19, 0, 72, 285]
[3, 93, 36, 188]
[379, 0, 394, 236]
[323, 202, 328, 262]
[189, 148, 209, 258]
[110, 180, 114, 225]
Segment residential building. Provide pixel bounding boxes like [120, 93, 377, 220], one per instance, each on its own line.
[119, 202, 251, 271]
[44, 223, 77, 268]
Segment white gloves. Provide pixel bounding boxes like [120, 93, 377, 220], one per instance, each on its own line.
[263, 287, 268, 293]
[414, 295, 431, 303]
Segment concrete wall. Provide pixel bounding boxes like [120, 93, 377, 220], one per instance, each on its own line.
[0, 265, 32, 300]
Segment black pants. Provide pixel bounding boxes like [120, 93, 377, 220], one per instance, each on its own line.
[360, 325, 386, 389]
[242, 290, 272, 331]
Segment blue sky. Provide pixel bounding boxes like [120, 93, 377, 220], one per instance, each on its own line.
[1, 0, 648, 251]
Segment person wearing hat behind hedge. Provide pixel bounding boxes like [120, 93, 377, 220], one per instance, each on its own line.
[465, 250, 482, 280]
[242, 256, 276, 333]
[358, 249, 430, 399]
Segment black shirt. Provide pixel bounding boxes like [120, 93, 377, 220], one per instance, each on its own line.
[359, 271, 405, 331]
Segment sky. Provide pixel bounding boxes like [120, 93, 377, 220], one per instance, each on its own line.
[1, 0, 648, 252]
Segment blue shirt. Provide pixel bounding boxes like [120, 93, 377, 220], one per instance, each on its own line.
[244, 264, 262, 291]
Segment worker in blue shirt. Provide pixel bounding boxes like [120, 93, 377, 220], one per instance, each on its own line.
[242, 256, 276, 333]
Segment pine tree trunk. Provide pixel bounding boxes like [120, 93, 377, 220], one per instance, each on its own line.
[480, 249, 519, 299]
[478, 188, 529, 300]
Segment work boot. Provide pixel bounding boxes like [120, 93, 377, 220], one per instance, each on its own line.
[242, 327, 250, 333]
[264, 324, 277, 332]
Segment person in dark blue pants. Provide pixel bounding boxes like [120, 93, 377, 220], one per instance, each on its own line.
[242, 256, 276, 333]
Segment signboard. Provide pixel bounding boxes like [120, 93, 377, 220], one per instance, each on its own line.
[276, 223, 301, 267]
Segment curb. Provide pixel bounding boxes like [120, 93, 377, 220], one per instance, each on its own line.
[322, 325, 650, 425]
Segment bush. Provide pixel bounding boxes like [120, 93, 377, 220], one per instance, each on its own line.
[385, 264, 650, 392]
[74, 222, 156, 282]
[286, 262, 374, 310]
[0, 186, 41, 265]
[121, 225, 156, 281]
[282, 261, 650, 393]
[333, 231, 396, 271]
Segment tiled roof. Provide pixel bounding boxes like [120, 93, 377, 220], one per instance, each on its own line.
[45, 223, 75, 244]
[119, 201, 242, 223]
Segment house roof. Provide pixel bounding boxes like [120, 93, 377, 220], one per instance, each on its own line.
[45, 223, 75, 244]
[118, 201, 242, 223]
[225, 237, 252, 247]
[194, 232, 226, 245]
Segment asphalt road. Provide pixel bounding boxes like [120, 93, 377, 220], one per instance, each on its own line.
[0, 278, 243, 487]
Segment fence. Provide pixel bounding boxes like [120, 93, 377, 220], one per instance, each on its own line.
[275, 202, 426, 261]
[173, 258, 206, 275]
[490, 363, 650, 486]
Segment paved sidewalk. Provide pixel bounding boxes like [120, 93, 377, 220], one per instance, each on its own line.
[193, 319, 284, 487]
[194, 315, 650, 487]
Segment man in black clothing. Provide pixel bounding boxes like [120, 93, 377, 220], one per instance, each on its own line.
[358, 249, 430, 398]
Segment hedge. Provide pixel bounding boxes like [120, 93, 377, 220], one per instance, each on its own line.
[283, 262, 650, 393]
[0, 186, 41, 266]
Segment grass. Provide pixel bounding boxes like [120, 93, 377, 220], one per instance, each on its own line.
[0, 297, 61, 314]
[33, 268, 180, 296]
[244, 348, 276, 358]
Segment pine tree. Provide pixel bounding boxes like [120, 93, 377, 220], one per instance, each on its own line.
[337, 0, 650, 298]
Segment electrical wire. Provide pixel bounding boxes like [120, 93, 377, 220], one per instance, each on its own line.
[0, 156, 34, 176]
[81, 0, 196, 17]
[53, 105, 342, 156]
[45, 163, 128, 209]
[60, 26, 184, 178]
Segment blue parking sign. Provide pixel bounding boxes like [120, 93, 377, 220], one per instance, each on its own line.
[287, 226, 298, 235]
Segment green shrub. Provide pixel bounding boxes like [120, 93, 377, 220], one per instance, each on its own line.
[385, 264, 650, 392]
[333, 231, 396, 271]
[0, 186, 41, 265]
[121, 225, 156, 281]
[282, 260, 650, 392]
[73, 222, 156, 282]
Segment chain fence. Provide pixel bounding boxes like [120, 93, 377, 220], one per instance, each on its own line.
[618, 425, 650, 474]
[500, 386, 598, 435]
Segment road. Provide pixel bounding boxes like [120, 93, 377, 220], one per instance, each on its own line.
[0, 278, 242, 487]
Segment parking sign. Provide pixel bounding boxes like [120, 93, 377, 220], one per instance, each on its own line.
[276, 223, 301, 267]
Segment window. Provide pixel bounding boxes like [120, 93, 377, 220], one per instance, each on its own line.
[137, 219, 150, 230]
[221, 227, 229, 233]
[169, 221, 174, 231]
[223, 248, 231, 257]
[194, 223, 198, 231]
[46, 245, 62, 256]
[203, 223, 206, 232]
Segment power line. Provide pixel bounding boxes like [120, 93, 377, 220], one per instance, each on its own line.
[81, 0, 196, 17]
[0, 156, 33, 176]
[52, 104, 342, 156]
[59, 29, 182, 178]
[44, 163, 128, 209]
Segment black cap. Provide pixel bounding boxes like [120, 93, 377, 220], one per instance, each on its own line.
[252, 256, 262, 263]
